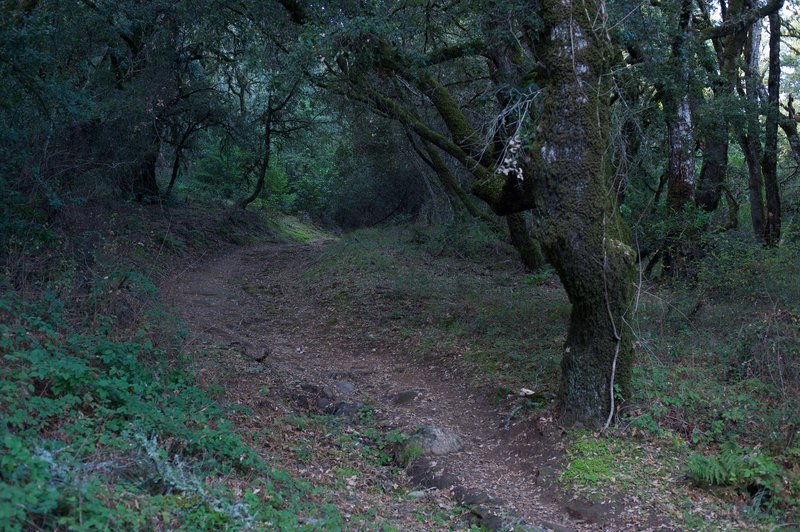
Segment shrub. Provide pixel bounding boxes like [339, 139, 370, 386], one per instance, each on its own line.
[687, 442, 788, 509]
[0, 287, 338, 529]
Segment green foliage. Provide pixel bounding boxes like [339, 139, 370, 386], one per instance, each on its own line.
[189, 136, 252, 202]
[303, 224, 566, 391]
[189, 136, 297, 211]
[0, 288, 341, 529]
[624, 232, 800, 520]
[696, 236, 800, 305]
[559, 433, 649, 496]
[687, 442, 785, 503]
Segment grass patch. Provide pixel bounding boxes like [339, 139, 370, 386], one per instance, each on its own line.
[298, 222, 568, 393]
[267, 215, 332, 243]
[560, 433, 646, 493]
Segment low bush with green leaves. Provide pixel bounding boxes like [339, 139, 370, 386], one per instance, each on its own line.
[687, 442, 783, 493]
[0, 287, 343, 530]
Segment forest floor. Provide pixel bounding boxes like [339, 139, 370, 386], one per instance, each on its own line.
[5, 202, 795, 529]
[164, 237, 725, 530]
[0, 202, 800, 530]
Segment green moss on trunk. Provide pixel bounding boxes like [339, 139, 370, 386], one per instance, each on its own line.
[531, 0, 636, 426]
[506, 213, 544, 271]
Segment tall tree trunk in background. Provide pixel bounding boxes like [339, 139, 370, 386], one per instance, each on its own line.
[665, 0, 695, 212]
[761, 12, 781, 245]
[741, 130, 765, 240]
[666, 94, 696, 212]
[696, 0, 750, 212]
[663, 0, 696, 277]
[239, 109, 273, 209]
[780, 96, 800, 165]
[741, 21, 765, 241]
[696, 118, 727, 212]
[132, 132, 161, 201]
[166, 119, 206, 199]
[529, 0, 635, 426]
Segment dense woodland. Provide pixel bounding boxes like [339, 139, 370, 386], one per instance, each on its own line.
[1, 0, 799, 529]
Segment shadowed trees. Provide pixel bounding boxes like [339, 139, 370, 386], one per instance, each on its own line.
[278, 0, 636, 426]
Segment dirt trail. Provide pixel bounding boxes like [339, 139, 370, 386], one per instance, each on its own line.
[166, 241, 646, 531]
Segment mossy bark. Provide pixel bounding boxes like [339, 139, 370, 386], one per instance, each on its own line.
[530, 0, 636, 426]
[761, 13, 781, 246]
[741, 20, 766, 241]
[422, 142, 500, 229]
[506, 213, 544, 271]
[421, 142, 543, 269]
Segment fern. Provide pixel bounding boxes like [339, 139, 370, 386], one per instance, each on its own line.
[687, 441, 783, 496]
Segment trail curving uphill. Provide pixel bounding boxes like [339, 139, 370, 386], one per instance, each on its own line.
[167, 241, 658, 531]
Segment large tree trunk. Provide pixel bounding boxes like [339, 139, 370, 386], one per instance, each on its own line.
[506, 213, 544, 271]
[696, 125, 728, 212]
[761, 12, 781, 246]
[662, 0, 697, 277]
[530, 0, 636, 426]
[741, 21, 766, 241]
[665, 94, 696, 212]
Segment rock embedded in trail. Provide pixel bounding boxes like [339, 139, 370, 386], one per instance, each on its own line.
[332, 380, 356, 396]
[392, 390, 421, 405]
[408, 425, 464, 456]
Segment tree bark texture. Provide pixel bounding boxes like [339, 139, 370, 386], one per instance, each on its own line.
[666, 94, 696, 212]
[696, 123, 728, 212]
[506, 213, 544, 271]
[530, 0, 636, 426]
[761, 12, 781, 245]
[779, 97, 800, 165]
[240, 111, 273, 209]
[741, 21, 765, 241]
[662, 0, 696, 277]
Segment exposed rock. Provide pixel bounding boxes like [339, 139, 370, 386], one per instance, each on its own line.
[456, 489, 494, 506]
[408, 425, 464, 456]
[293, 383, 334, 412]
[541, 521, 573, 532]
[332, 380, 356, 396]
[406, 457, 459, 489]
[328, 401, 364, 420]
[392, 390, 420, 405]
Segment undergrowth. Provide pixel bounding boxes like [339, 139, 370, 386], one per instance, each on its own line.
[626, 234, 800, 521]
[0, 201, 346, 530]
[302, 221, 568, 395]
[300, 222, 800, 526]
[0, 286, 345, 529]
